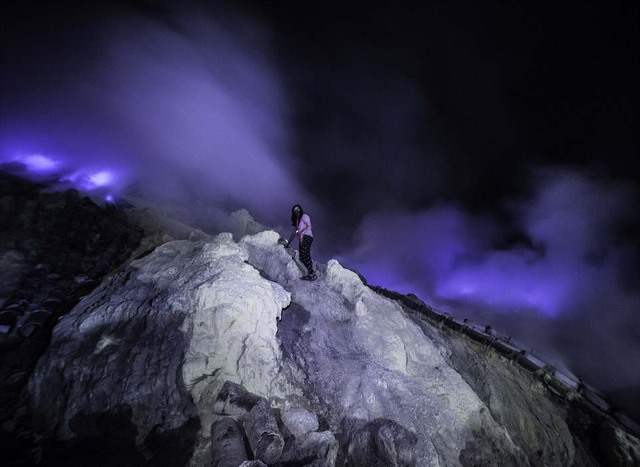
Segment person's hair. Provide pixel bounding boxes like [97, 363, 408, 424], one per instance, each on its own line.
[291, 204, 303, 227]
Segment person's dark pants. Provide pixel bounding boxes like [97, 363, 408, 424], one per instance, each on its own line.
[299, 235, 314, 275]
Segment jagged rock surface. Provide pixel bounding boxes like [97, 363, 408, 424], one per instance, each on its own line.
[2, 181, 636, 466]
[242, 231, 527, 466]
[29, 233, 298, 465]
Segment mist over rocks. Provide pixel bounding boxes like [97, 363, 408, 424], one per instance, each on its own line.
[18, 204, 638, 466]
[340, 168, 640, 420]
[2, 3, 637, 442]
[2, 0, 638, 463]
[0, 171, 636, 465]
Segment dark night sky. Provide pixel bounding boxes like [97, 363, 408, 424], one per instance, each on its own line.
[2, 1, 639, 417]
[262, 1, 639, 219]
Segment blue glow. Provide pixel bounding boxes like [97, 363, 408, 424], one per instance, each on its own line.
[23, 154, 59, 171]
[88, 171, 113, 187]
[1, 150, 125, 197]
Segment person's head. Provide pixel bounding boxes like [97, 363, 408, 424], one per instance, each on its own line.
[291, 204, 303, 226]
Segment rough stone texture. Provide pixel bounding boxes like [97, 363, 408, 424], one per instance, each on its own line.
[3, 173, 638, 465]
[211, 417, 249, 467]
[297, 430, 340, 466]
[28, 231, 298, 465]
[278, 429, 339, 466]
[28, 242, 203, 463]
[241, 230, 640, 466]
[209, 381, 338, 466]
[340, 418, 418, 467]
[598, 424, 640, 467]
[391, 291, 640, 467]
[244, 399, 285, 465]
[209, 381, 337, 466]
[213, 380, 264, 416]
[281, 407, 319, 439]
[445, 334, 578, 465]
[238, 461, 268, 467]
[243, 232, 526, 465]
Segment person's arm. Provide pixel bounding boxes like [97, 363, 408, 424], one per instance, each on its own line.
[285, 227, 297, 247]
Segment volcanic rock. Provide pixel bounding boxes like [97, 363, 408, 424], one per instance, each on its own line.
[1, 174, 638, 466]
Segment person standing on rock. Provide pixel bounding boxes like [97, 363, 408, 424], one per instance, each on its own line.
[284, 204, 316, 281]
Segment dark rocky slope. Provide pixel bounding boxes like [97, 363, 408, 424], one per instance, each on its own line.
[0, 172, 144, 465]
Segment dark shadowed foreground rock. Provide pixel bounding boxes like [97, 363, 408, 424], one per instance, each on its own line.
[0, 172, 143, 464]
[340, 417, 418, 466]
[244, 399, 285, 464]
[211, 417, 249, 467]
[211, 381, 339, 466]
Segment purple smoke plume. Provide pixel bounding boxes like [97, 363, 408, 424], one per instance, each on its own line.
[1, 3, 315, 228]
[2, 0, 638, 420]
[340, 168, 640, 402]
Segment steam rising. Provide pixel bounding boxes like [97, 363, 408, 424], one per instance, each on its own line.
[341, 168, 640, 400]
[1, 1, 638, 419]
[1, 4, 312, 228]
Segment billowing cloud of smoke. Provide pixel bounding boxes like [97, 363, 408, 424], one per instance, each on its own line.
[3, 1, 637, 419]
[437, 169, 637, 317]
[1, 4, 313, 230]
[341, 168, 640, 412]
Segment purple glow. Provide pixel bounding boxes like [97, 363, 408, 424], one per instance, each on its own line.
[340, 204, 486, 297]
[87, 171, 113, 188]
[22, 154, 59, 172]
[90, 6, 314, 225]
[435, 253, 571, 316]
[340, 168, 640, 400]
[58, 167, 123, 193]
[343, 169, 637, 319]
[0, 147, 130, 198]
[0, 4, 315, 229]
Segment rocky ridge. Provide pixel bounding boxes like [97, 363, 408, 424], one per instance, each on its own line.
[1, 172, 639, 466]
[28, 228, 640, 466]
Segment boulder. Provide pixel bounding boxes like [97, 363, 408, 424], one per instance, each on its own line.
[211, 417, 249, 467]
[279, 430, 339, 466]
[244, 399, 284, 465]
[213, 381, 264, 416]
[281, 407, 319, 439]
[341, 418, 417, 467]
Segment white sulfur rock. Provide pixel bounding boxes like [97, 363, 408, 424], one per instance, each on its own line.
[241, 230, 522, 465]
[29, 224, 633, 466]
[29, 231, 300, 466]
